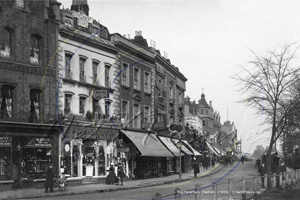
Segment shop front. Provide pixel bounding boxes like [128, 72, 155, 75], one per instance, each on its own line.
[121, 130, 175, 179]
[0, 121, 61, 189]
[61, 124, 119, 178]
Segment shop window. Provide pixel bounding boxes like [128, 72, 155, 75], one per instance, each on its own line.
[0, 85, 14, 119]
[29, 89, 42, 122]
[144, 72, 150, 93]
[105, 65, 110, 87]
[79, 57, 86, 82]
[79, 97, 85, 115]
[65, 53, 72, 79]
[64, 94, 72, 115]
[30, 34, 41, 64]
[92, 61, 99, 85]
[0, 27, 13, 58]
[133, 68, 140, 90]
[122, 63, 129, 86]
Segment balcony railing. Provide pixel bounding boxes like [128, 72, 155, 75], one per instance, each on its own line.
[0, 43, 11, 58]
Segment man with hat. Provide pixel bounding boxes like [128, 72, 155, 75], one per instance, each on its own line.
[45, 164, 55, 193]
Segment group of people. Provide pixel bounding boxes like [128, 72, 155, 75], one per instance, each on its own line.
[106, 163, 126, 186]
[257, 153, 286, 188]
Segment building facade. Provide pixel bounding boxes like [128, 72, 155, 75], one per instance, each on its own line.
[57, 2, 120, 179]
[0, 0, 61, 188]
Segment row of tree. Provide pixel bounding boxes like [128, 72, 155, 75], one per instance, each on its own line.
[234, 42, 300, 189]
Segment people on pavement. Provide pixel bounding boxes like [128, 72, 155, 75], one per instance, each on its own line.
[192, 157, 200, 177]
[276, 158, 286, 188]
[211, 157, 215, 167]
[258, 163, 267, 188]
[117, 163, 125, 186]
[106, 163, 117, 185]
[45, 164, 55, 193]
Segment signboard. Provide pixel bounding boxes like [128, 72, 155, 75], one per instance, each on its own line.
[93, 90, 108, 99]
[97, 130, 119, 141]
[72, 10, 93, 28]
[117, 147, 130, 152]
[0, 137, 11, 147]
[35, 138, 51, 148]
[24, 138, 35, 147]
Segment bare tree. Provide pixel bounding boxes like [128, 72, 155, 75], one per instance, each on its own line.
[233, 43, 300, 189]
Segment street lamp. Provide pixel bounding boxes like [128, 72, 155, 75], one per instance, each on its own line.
[176, 139, 182, 181]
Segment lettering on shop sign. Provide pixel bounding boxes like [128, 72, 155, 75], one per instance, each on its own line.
[35, 138, 51, 147]
[98, 130, 119, 141]
[93, 90, 108, 99]
[72, 10, 93, 28]
[0, 137, 11, 147]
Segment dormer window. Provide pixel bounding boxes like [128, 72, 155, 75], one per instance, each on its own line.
[92, 27, 99, 37]
[65, 16, 73, 28]
[30, 35, 41, 64]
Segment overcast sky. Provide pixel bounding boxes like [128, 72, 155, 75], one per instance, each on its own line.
[60, 0, 300, 154]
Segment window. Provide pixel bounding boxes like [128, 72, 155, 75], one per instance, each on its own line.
[144, 106, 150, 123]
[79, 97, 85, 115]
[92, 98, 100, 115]
[169, 84, 173, 98]
[203, 120, 206, 127]
[16, 0, 24, 8]
[92, 62, 99, 85]
[121, 100, 128, 119]
[79, 58, 86, 82]
[0, 85, 14, 118]
[205, 110, 208, 115]
[133, 104, 140, 128]
[122, 63, 129, 86]
[133, 68, 140, 90]
[30, 35, 41, 64]
[29, 89, 42, 121]
[0, 28, 12, 58]
[64, 94, 72, 115]
[144, 72, 150, 93]
[65, 53, 72, 79]
[178, 91, 182, 103]
[105, 102, 110, 115]
[105, 65, 110, 87]
[157, 108, 165, 123]
[92, 27, 99, 37]
[201, 109, 204, 114]
[65, 16, 73, 27]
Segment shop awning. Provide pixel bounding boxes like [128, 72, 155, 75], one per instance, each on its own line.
[171, 139, 193, 156]
[182, 141, 202, 156]
[205, 141, 221, 156]
[123, 131, 174, 157]
[213, 146, 221, 155]
[158, 136, 181, 157]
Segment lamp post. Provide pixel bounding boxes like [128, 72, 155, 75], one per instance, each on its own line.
[177, 138, 182, 181]
[169, 123, 183, 181]
[16, 143, 22, 188]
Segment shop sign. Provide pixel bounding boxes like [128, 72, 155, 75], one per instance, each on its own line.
[72, 10, 93, 28]
[98, 130, 119, 141]
[0, 137, 11, 147]
[117, 147, 130, 152]
[24, 138, 35, 147]
[93, 90, 107, 99]
[35, 138, 51, 147]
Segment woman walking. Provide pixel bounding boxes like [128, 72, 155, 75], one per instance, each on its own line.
[45, 164, 55, 193]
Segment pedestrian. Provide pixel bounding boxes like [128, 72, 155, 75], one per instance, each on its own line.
[117, 163, 125, 186]
[45, 164, 55, 193]
[106, 163, 117, 185]
[211, 157, 215, 167]
[241, 156, 244, 165]
[192, 157, 200, 177]
[258, 163, 267, 188]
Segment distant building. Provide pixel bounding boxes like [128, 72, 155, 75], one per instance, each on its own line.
[220, 121, 238, 154]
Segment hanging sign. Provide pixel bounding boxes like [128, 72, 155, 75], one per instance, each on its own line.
[35, 138, 51, 147]
[0, 137, 11, 147]
[93, 90, 108, 99]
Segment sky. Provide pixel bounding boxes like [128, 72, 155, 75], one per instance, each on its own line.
[59, 0, 300, 154]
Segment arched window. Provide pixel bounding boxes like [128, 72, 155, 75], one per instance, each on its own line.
[30, 34, 41, 64]
[0, 27, 12, 58]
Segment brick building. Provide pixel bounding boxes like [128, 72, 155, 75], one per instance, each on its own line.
[0, 0, 61, 189]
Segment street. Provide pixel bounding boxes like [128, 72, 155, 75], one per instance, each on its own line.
[37, 161, 259, 200]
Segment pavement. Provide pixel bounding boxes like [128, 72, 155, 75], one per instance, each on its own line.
[0, 164, 223, 199]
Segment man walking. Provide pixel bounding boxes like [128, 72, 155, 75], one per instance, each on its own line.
[258, 163, 267, 188]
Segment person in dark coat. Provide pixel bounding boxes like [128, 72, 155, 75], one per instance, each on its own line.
[106, 163, 117, 185]
[258, 163, 267, 188]
[45, 164, 55, 193]
[117, 163, 125, 186]
[211, 157, 215, 167]
[192, 158, 200, 177]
